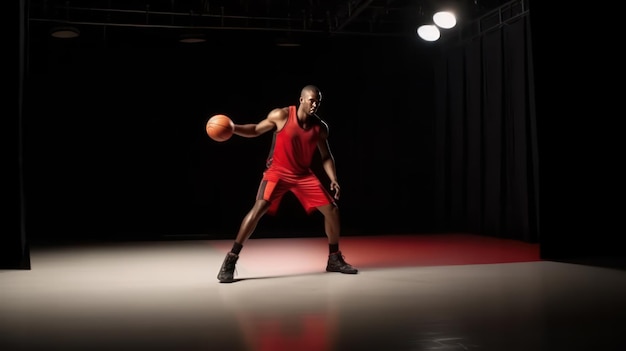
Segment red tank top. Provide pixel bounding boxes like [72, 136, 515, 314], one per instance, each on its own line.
[265, 105, 321, 176]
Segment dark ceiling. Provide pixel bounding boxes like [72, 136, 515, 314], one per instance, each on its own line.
[27, 0, 516, 46]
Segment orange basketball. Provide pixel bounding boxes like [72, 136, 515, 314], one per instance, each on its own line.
[206, 114, 234, 142]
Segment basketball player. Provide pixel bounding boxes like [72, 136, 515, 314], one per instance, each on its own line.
[217, 85, 358, 283]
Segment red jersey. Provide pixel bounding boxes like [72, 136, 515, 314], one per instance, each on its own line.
[265, 105, 322, 176]
[259, 105, 334, 215]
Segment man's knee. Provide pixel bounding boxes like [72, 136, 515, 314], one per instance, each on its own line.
[252, 199, 271, 214]
[319, 203, 339, 217]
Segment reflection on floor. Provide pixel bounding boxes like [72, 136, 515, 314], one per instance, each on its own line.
[1, 233, 625, 351]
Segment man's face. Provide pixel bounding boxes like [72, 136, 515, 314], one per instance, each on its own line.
[301, 90, 321, 114]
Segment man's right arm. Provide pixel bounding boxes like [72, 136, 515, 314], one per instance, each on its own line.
[233, 108, 285, 137]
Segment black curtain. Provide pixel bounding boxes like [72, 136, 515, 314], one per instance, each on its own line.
[2, 0, 31, 269]
[433, 12, 539, 243]
[527, 1, 624, 261]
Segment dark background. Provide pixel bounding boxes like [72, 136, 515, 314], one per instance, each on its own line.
[23, 32, 437, 242]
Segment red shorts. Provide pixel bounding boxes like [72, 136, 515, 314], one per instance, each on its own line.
[257, 169, 335, 216]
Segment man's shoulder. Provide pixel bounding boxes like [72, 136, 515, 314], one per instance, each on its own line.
[271, 106, 291, 112]
[268, 107, 290, 118]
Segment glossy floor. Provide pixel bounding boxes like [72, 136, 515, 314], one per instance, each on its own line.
[1, 234, 625, 351]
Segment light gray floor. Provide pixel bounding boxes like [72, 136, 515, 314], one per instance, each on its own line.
[1, 236, 625, 351]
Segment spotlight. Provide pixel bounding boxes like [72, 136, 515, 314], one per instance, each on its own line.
[417, 25, 440, 41]
[433, 11, 457, 29]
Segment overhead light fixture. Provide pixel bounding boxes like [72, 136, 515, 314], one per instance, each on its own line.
[179, 33, 206, 44]
[50, 26, 80, 39]
[275, 35, 300, 47]
[433, 11, 457, 29]
[417, 25, 440, 41]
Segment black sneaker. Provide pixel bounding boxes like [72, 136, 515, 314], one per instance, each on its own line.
[326, 251, 358, 274]
[217, 252, 239, 283]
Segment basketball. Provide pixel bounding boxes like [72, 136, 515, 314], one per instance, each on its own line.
[206, 114, 234, 142]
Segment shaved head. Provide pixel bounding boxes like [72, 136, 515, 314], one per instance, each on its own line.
[301, 85, 322, 101]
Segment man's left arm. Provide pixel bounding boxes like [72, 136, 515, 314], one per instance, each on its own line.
[318, 138, 340, 200]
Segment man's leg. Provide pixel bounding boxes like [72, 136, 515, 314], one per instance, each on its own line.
[235, 199, 271, 244]
[317, 204, 358, 274]
[217, 199, 270, 283]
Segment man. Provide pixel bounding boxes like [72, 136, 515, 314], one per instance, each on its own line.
[217, 85, 358, 283]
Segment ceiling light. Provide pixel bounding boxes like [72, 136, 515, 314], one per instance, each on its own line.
[179, 33, 206, 44]
[433, 11, 457, 29]
[275, 35, 301, 47]
[417, 25, 440, 41]
[50, 26, 80, 39]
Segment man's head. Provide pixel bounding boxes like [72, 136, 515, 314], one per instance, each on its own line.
[299, 85, 322, 115]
